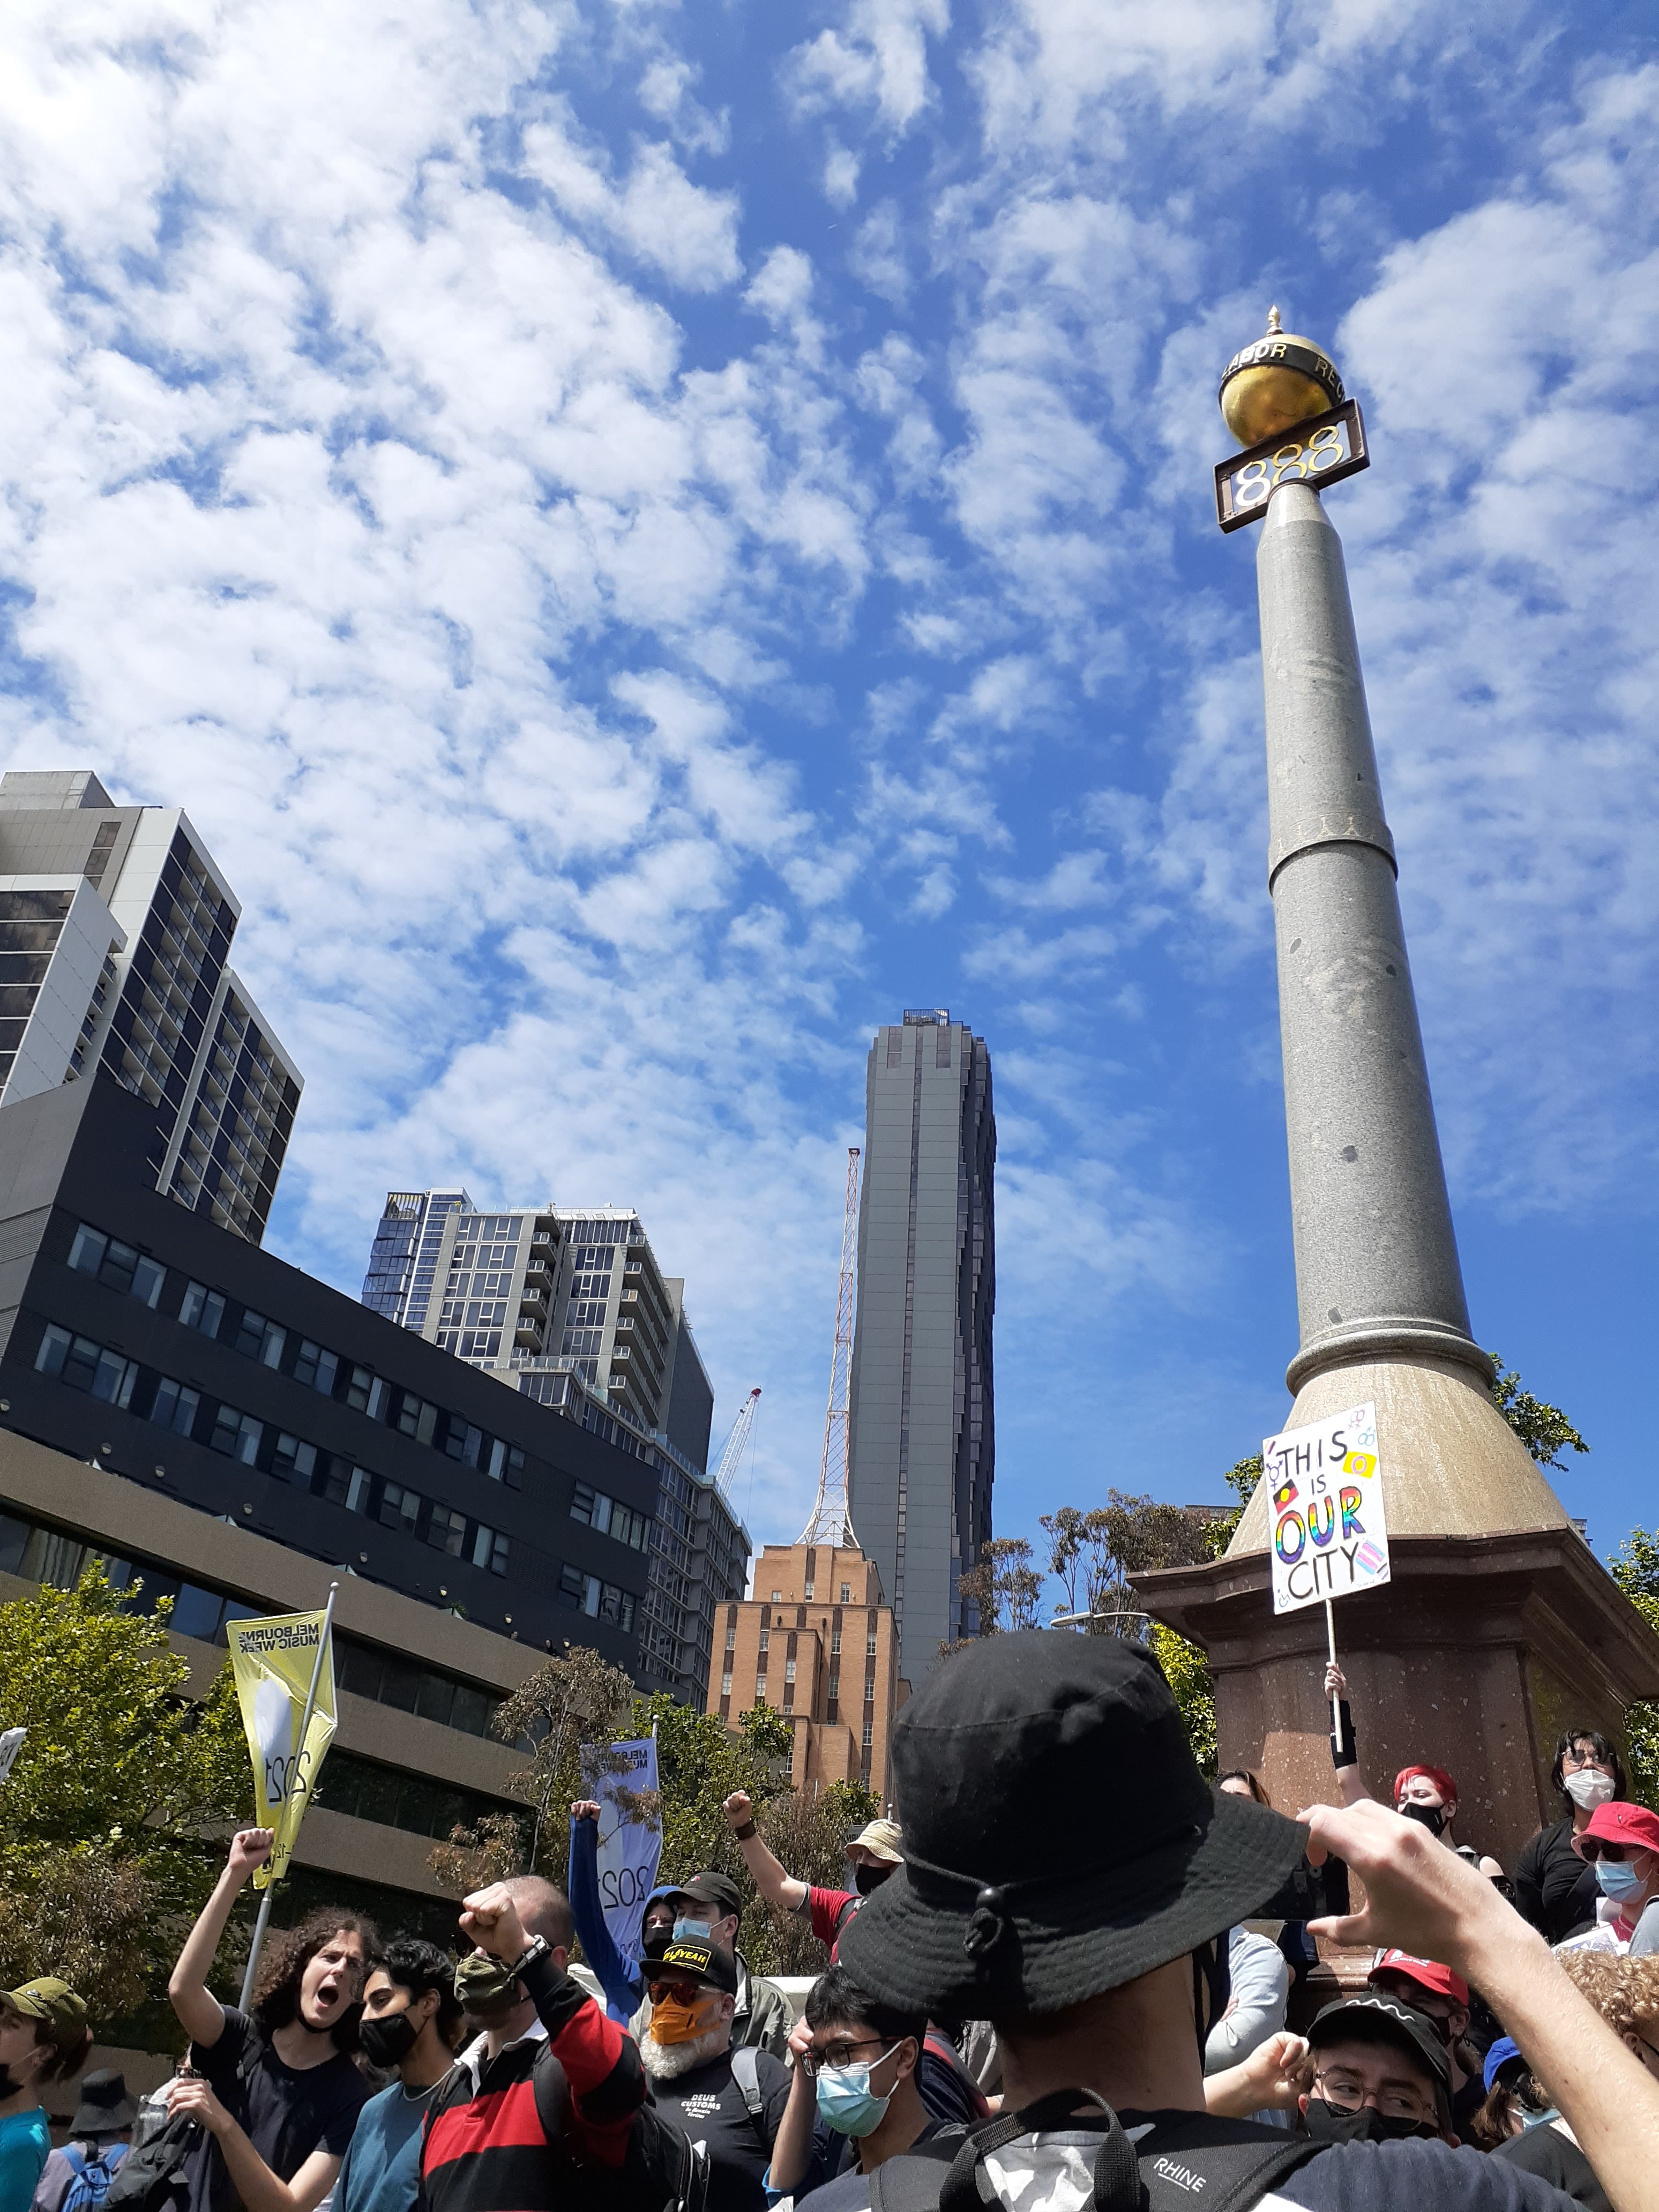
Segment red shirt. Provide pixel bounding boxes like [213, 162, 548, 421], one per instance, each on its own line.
[808, 1887, 862, 1957]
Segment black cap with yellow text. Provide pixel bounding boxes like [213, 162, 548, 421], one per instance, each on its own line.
[646, 1934, 737, 1996]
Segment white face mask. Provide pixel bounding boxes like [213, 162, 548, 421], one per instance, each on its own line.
[1564, 1768, 1615, 1811]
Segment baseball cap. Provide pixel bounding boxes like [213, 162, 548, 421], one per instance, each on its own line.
[1369, 1949, 1470, 2008]
[647, 1935, 738, 1996]
[675, 1871, 743, 1918]
[1484, 2036, 1526, 2095]
[847, 1818, 903, 1864]
[1308, 1995, 1452, 2095]
[1, 1978, 88, 2053]
[1582, 1802, 1659, 1855]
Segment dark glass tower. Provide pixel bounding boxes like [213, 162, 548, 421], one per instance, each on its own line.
[846, 1010, 995, 1683]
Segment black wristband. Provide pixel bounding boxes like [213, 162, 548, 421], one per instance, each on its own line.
[734, 1819, 757, 1841]
[509, 1935, 551, 1979]
[1330, 1700, 1357, 1769]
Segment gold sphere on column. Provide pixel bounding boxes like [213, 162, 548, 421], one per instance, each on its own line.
[1219, 306, 1344, 447]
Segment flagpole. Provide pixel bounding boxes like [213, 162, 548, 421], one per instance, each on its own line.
[239, 1581, 339, 2010]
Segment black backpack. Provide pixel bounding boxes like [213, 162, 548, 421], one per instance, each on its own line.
[869, 2093, 1326, 2212]
[102, 2114, 198, 2212]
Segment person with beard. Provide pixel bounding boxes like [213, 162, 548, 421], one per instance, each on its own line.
[167, 1829, 378, 2212]
[1323, 1663, 1505, 1878]
[633, 1933, 790, 2212]
[1365, 1952, 1488, 2143]
[721, 1793, 901, 1959]
[1297, 1996, 1456, 2146]
[420, 1874, 674, 2212]
[334, 1942, 462, 2212]
[831, 1632, 1657, 2212]
[1514, 1735, 1629, 1948]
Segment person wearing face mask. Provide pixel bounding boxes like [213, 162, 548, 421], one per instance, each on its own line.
[1366, 1952, 1487, 2143]
[1514, 1733, 1629, 1947]
[1555, 1802, 1659, 1957]
[1322, 1664, 1506, 1879]
[334, 1942, 462, 2212]
[766, 1968, 935, 2211]
[0, 1978, 93, 2207]
[633, 1934, 790, 2212]
[1296, 1996, 1456, 2147]
[721, 1792, 902, 1959]
[421, 1874, 687, 2212]
[167, 1829, 378, 2212]
[1493, 1951, 1659, 2209]
[566, 1802, 791, 2057]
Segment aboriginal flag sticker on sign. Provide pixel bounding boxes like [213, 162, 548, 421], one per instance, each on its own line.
[1265, 1401, 1388, 1616]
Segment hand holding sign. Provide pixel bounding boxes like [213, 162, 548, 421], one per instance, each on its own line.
[1267, 1402, 1389, 1615]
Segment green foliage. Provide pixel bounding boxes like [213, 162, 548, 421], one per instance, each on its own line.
[1204, 1455, 1264, 1558]
[1611, 1529, 1659, 1813]
[955, 1536, 1042, 1640]
[0, 1567, 250, 2027]
[1149, 1623, 1216, 1777]
[1489, 1355, 1589, 1469]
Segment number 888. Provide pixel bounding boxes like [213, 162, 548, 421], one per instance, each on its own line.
[1232, 423, 1346, 511]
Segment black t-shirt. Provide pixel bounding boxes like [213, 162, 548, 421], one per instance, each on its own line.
[184, 2006, 370, 2212]
[646, 2049, 791, 2212]
[1493, 2125, 1612, 2212]
[796, 2119, 952, 2212]
[1513, 1819, 1602, 1947]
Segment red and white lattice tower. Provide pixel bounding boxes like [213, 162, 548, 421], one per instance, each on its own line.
[798, 1147, 862, 1548]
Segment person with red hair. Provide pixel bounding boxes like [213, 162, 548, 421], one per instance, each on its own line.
[1324, 1663, 1505, 1878]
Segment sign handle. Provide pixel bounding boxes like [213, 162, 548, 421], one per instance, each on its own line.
[1324, 1597, 1341, 1740]
[238, 1581, 340, 2010]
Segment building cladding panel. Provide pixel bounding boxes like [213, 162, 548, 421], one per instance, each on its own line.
[846, 1011, 995, 1684]
[0, 771, 301, 1246]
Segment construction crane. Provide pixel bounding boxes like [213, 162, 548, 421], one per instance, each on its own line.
[712, 1385, 762, 1501]
[798, 1146, 861, 1548]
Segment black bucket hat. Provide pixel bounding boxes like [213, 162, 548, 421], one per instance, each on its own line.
[838, 1631, 1308, 2017]
[70, 2069, 139, 2136]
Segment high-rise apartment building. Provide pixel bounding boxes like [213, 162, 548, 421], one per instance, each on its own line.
[707, 1541, 907, 1803]
[361, 1189, 746, 1705]
[846, 1010, 995, 1683]
[0, 770, 301, 1243]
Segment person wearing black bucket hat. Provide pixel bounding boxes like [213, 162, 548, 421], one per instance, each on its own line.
[838, 1631, 1642, 2212]
[28, 2068, 136, 2212]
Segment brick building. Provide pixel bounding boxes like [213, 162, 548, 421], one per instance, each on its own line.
[707, 1540, 908, 1806]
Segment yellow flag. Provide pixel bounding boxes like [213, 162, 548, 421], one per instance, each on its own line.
[227, 1611, 338, 1888]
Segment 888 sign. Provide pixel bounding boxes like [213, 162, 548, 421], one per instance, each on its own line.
[1214, 398, 1369, 533]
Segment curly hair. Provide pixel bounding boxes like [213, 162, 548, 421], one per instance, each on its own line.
[1557, 1948, 1659, 2041]
[252, 1909, 382, 2049]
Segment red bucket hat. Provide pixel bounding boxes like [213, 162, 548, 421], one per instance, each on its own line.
[1581, 1802, 1659, 1855]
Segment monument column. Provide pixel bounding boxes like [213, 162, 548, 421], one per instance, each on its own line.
[1138, 315, 1659, 1863]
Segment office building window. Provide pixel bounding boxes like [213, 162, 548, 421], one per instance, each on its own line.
[150, 1377, 200, 1437]
[840, 1583, 851, 1603]
[570, 1483, 650, 1551]
[271, 1432, 317, 1484]
[862, 1720, 873, 1750]
[68, 1224, 165, 1309]
[293, 1338, 339, 1395]
[179, 1281, 226, 1338]
[35, 1325, 138, 1409]
[208, 1405, 262, 1464]
[556, 1563, 633, 1627]
[426, 1504, 469, 1558]
[233, 1309, 286, 1367]
[721, 1671, 733, 1696]
[754, 1676, 766, 1699]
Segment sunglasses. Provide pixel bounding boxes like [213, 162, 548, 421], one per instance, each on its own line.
[647, 1979, 708, 2005]
[1578, 1840, 1645, 1864]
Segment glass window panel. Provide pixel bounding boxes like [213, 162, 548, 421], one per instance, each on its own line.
[90, 1350, 137, 1408]
[415, 1672, 455, 1727]
[345, 1467, 373, 1513]
[379, 1657, 421, 1713]
[68, 1224, 107, 1277]
[171, 1585, 223, 1640]
[0, 1513, 28, 1576]
[450, 1684, 494, 1737]
[132, 1254, 166, 1309]
[99, 1239, 141, 1294]
[23, 1528, 86, 1587]
[35, 1325, 71, 1377]
[61, 1335, 103, 1391]
[151, 1378, 200, 1438]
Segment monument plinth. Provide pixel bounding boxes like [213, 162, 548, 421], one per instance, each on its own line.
[1138, 313, 1659, 1858]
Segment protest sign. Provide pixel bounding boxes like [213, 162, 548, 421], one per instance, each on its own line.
[1266, 1401, 1388, 1617]
[227, 1603, 339, 1887]
[580, 1732, 662, 1969]
[0, 1727, 24, 1785]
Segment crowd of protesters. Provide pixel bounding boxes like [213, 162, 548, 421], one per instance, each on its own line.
[6, 1647, 1659, 2212]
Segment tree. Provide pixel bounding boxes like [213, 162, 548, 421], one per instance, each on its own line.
[0, 1567, 250, 2030]
[491, 1643, 639, 1873]
[1489, 1355, 1590, 1470]
[955, 1537, 1042, 1639]
[1041, 1496, 1212, 1633]
[1149, 1623, 1216, 1777]
[1611, 1529, 1659, 1814]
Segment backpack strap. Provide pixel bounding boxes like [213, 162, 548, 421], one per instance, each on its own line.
[1136, 2116, 1327, 2212]
[729, 2045, 768, 2149]
[939, 2094, 1141, 2212]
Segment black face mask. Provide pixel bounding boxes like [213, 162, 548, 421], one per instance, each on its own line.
[1399, 1802, 1448, 1838]
[358, 2011, 420, 2069]
[854, 1862, 892, 1896]
[1304, 2098, 1438, 2144]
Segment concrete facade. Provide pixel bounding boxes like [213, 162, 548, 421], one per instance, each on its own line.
[846, 1012, 994, 1684]
[708, 1541, 907, 1805]
[0, 770, 301, 1244]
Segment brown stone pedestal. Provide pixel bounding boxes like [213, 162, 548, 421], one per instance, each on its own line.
[1138, 1525, 1659, 1867]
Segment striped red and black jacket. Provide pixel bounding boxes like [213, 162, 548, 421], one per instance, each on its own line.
[419, 1951, 667, 2212]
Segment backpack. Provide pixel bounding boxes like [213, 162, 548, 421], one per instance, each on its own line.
[102, 2114, 198, 2212]
[729, 2045, 771, 2153]
[869, 2092, 1327, 2212]
[62, 2146, 130, 2212]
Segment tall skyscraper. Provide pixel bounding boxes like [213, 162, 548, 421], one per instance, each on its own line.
[361, 1188, 745, 1703]
[0, 770, 301, 1243]
[846, 1009, 995, 1682]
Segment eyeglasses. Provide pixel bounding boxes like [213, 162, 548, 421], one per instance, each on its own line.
[801, 2036, 895, 2078]
[1312, 2071, 1434, 2124]
[647, 1979, 706, 2006]
[1577, 1840, 1641, 1864]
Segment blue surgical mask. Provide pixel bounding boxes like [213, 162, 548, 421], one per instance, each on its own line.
[1595, 1859, 1643, 1902]
[816, 2047, 899, 2138]
[672, 1918, 711, 1945]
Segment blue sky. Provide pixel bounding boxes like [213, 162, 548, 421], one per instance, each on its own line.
[0, 1, 1654, 1596]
